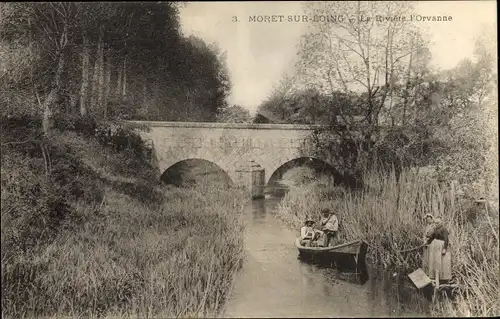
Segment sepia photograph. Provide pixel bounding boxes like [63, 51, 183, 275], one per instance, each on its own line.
[1, 1, 498, 318]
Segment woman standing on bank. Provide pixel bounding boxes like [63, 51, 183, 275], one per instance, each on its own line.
[422, 215, 452, 282]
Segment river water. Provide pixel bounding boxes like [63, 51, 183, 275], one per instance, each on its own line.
[222, 183, 430, 318]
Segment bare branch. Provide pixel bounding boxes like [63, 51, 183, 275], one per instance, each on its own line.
[50, 2, 66, 19]
[393, 48, 420, 65]
[1, 133, 43, 146]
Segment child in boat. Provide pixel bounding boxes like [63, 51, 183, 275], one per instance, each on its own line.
[320, 208, 339, 247]
[300, 218, 321, 247]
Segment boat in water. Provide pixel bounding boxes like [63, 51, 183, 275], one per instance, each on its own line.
[295, 238, 368, 273]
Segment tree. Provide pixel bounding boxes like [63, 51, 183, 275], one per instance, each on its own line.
[297, 2, 430, 131]
[216, 104, 252, 123]
[1, 3, 232, 126]
[431, 26, 497, 195]
[1, 3, 73, 135]
[258, 1, 438, 175]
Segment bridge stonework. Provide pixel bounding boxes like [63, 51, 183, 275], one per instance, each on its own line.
[126, 121, 325, 195]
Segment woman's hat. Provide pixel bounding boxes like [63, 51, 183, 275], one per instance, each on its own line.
[433, 216, 444, 226]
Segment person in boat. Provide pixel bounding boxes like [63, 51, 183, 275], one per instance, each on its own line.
[300, 218, 319, 247]
[320, 208, 339, 247]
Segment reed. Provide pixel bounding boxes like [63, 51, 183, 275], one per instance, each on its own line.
[277, 169, 499, 316]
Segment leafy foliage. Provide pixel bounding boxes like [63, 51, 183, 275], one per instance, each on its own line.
[1, 2, 231, 123]
[217, 104, 252, 123]
[256, 3, 496, 198]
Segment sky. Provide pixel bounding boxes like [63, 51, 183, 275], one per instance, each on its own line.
[179, 1, 497, 114]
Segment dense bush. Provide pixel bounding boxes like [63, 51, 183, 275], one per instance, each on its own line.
[53, 114, 151, 155]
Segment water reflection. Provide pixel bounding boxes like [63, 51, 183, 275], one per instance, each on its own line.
[223, 180, 429, 318]
[265, 180, 289, 198]
[251, 199, 266, 223]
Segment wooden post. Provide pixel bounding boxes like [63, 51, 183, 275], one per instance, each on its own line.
[435, 269, 440, 289]
[433, 268, 440, 303]
[355, 256, 359, 276]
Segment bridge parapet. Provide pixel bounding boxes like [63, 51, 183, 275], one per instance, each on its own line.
[125, 120, 327, 130]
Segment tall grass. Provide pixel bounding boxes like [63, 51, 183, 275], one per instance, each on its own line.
[1, 126, 247, 318]
[277, 169, 499, 316]
[3, 187, 246, 318]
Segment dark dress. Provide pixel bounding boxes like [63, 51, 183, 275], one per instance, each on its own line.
[423, 224, 452, 281]
[426, 225, 449, 250]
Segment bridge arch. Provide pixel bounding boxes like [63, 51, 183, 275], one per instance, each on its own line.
[266, 156, 363, 190]
[160, 158, 234, 187]
[266, 157, 344, 186]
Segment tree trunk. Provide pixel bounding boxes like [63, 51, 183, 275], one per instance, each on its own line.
[27, 17, 36, 108]
[91, 40, 101, 110]
[70, 94, 78, 112]
[143, 74, 148, 113]
[103, 49, 111, 119]
[402, 37, 414, 125]
[382, 24, 395, 127]
[389, 27, 395, 127]
[116, 59, 122, 98]
[43, 50, 66, 136]
[412, 36, 421, 125]
[97, 36, 105, 112]
[42, 90, 56, 136]
[154, 81, 161, 119]
[80, 32, 89, 116]
[122, 56, 127, 99]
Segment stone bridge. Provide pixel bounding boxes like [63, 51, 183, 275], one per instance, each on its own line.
[126, 121, 333, 197]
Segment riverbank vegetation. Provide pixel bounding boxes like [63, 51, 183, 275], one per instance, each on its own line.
[1, 115, 246, 318]
[1, 3, 247, 317]
[277, 169, 499, 316]
[262, 1, 497, 316]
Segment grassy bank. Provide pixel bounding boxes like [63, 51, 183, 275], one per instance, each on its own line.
[277, 169, 499, 316]
[1, 116, 247, 318]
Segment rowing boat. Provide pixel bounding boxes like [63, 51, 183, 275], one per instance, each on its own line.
[295, 237, 368, 270]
